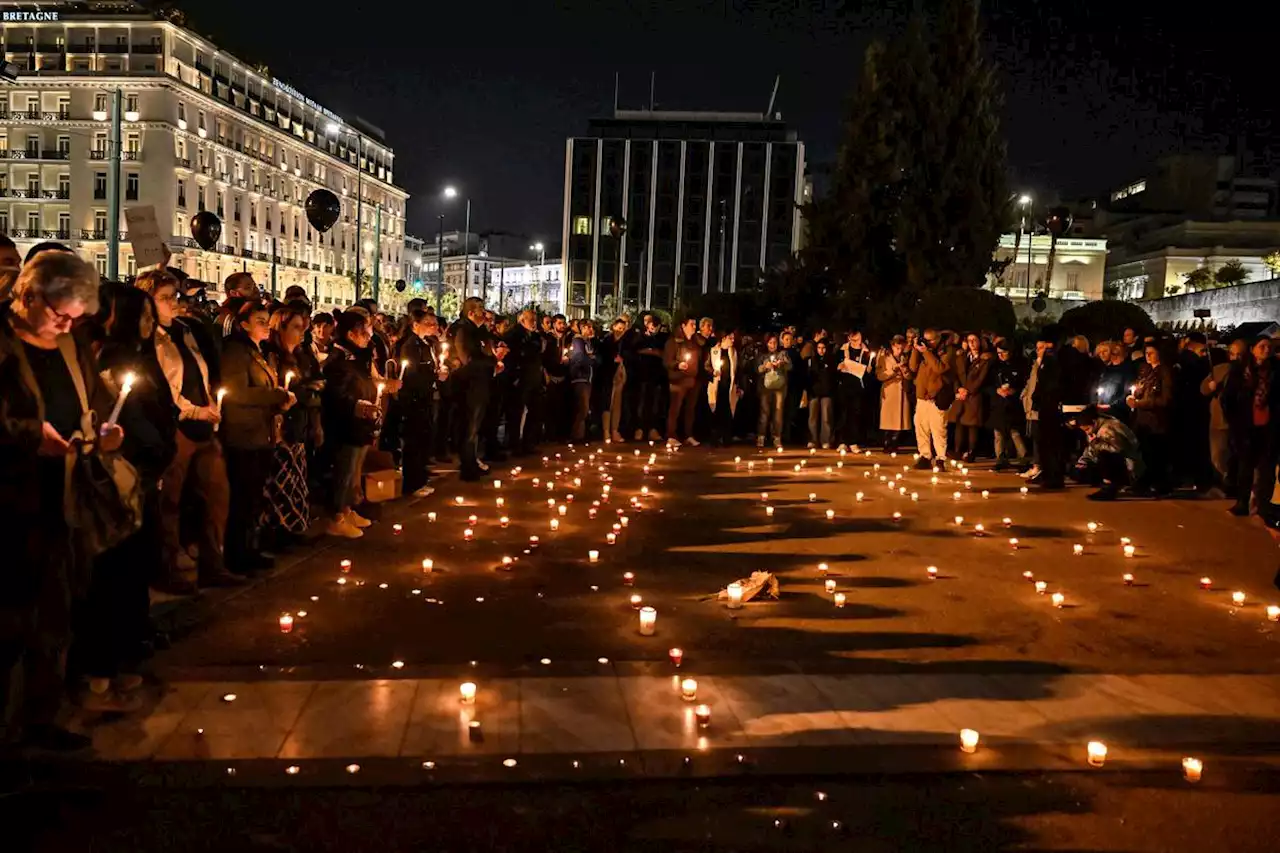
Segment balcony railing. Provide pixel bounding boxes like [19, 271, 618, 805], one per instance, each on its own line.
[89, 150, 140, 161]
[0, 110, 71, 121]
[6, 229, 71, 241]
[78, 229, 127, 241]
[176, 157, 191, 169]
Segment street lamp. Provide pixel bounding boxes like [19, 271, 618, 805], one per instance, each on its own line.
[529, 242, 546, 309]
[442, 185, 471, 301]
[327, 122, 366, 299]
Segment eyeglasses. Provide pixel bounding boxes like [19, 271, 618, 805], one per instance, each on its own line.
[41, 294, 75, 325]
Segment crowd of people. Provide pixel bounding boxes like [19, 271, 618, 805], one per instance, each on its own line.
[1, 226, 1273, 752]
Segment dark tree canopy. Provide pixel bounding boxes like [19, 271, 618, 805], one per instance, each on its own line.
[1059, 301, 1155, 344]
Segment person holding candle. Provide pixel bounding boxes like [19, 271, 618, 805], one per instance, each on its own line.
[322, 308, 385, 538]
[597, 317, 631, 444]
[664, 317, 701, 447]
[1126, 340, 1174, 496]
[568, 319, 599, 441]
[260, 302, 322, 546]
[540, 313, 572, 442]
[0, 251, 124, 751]
[706, 330, 744, 447]
[394, 308, 444, 497]
[875, 335, 913, 454]
[138, 269, 240, 592]
[219, 300, 296, 573]
[756, 333, 792, 449]
[947, 332, 993, 464]
[626, 312, 668, 442]
[70, 283, 177, 713]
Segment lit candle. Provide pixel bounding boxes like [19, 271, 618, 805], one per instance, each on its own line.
[1035, 581, 1047, 594]
[1199, 576, 1212, 590]
[1010, 538, 1019, 549]
[1052, 592, 1065, 608]
[808, 493, 817, 502]
[931, 475, 939, 485]
[620, 516, 629, 527]
[278, 613, 293, 633]
[981, 490, 989, 499]
[680, 678, 697, 701]
[1022, 570, 1034, 581]
[694, 704, 711, 728]
[825, 509, 835, 520]
[1087, 521, 1098, 534]
[954, 515, 964, 526]
[892, 512, 902, 522]
[911, 492, 919, 501]
[630, 593, 643, 609]
[953, 492, 962, 501]
[468, 514, 478, 525]
[1232, 591, 1246, 607]
[639, 606, 657, 635]
[973, 523, 984, 535]
[105, 371, 136, 428]
[529, 535, 540, 548]
[1182, 757, 1203, 783]
[547, 498, 556, 508]
[454, 496, 465, 506]
[588, 508, 597, 519]
[1002, 517, 1012, 527]
[459, 682, 477, 705]
[427, 512, 437, 523]
[641, 486, 649, 496]
[727, 582, 744, 609]
[824, 579, 837, 594]
[422, 558, 434, 573]
[855, 492, 865, 502]
[549, 519, 559, 532]
[1073, 544, 1084, 556]
[927, 566, 938, 580]
[284, 370, 295, 390]
[818, 562, 829, 574]
[532, 478, 540, 487]
[669, 647, 683, 666]
[622, 571, 634, 586]
[1124, 545, 1136, 558]
[765, 506, 774, 517]
[1268, 605, 1280, 622]
[959, 728, 979, 754]
[558, 504, 567, 516]
[833, 592, 846, 608]
[392, 523, 402, 534]
[375, 382, 386, 407]
[1119, 536, 1131, 546]
[501, 556, 514, 569]
[1020, 486, 1028, 495]
[214, 387, 227, 431]
[400, 358, 409, 378]
[463, 528, 473, 541]
[588, 550, 600, 563]
[340, 559, 352, 573]
[1087, 741, 1107, 767]
[1122, 573, 1134, 586]
[499, 516, 509, 528]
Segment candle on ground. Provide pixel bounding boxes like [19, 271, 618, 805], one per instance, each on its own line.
[765, 506, 775, 517]
[392, 523, 402, 534]
[681, 678, 698, 701]
[1052, 592, 1065, 608]
[630, 593, 643, 609]
[1183, 757, 1203, 783]
[606, 532, 617, 545]
[1022, 570, 1034, 581]
[825, 509, 835, 520]
[460, 682, 477, 705]
[669, 647, 683, 666]
[1087, 521, 1098, 533]
[1269, 605, 1280, 622]
[1087, 741, 1107, 767]
[960, 729, 979, 754]
[1010, 538, 1019, 550]
[427, 512, 437, 522]
[1124, 545, 1136, 558]
[1232, 591, 1246, 607]
[824, 579, 837, 594]
[927, 566, 938, 580]
[422, 559, 434, 573]
[833, 592, 846, 608]
[588, 550, 599, 563]
[340, 559, 352, 573]
[1073, 544, 1084, 556]
[1200, 576, 1212, 590]
[499, 516, 509, 528]
[694, 704, 711, 728]
[1035, 581, 1047, 594]
[1122, 572, 1134, 586]
[727, 582, 744, 609]
[463, 528, 474, 541]
[278, 613, 293, 633]
[550, 519, 559, 532]
[529, 535, 540, 548]
[818, 562, 829, 574]
[455, 496, 464, 506]
[638, 606, 657, 635]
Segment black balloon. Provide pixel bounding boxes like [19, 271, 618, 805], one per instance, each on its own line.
[1045, 206, 1073, 239]
[394, 279, 407, 292]
[305, 189, 341, 234]
[608, 215, 627, 239]
[190, 211, 221, 251]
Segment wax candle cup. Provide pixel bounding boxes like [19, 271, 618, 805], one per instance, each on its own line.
[893, 512, 902, 522]
[620, 516, 629, 527]
[1073, 544, 1084, 556]
[1200, 577, 1212, 590]
[550, 519, 559, 531]
[981, 490, 989, 499]
[1124, 545, 1136, 558]
[1022, 570, 1034, 581]
[833, 592, 846, 608]
[639, 606, 657, 635]
[669, 647, 683, 666]
[824, 578, 837, 594]
[1268, 605, 1280, 622]
[558, 505, 567, 516]
[468, 515, 478, 525]
[1035, 581, 1047, 594]
[1020, 486, 1029, 495]
[953, 492, 962, 501]
[630, 593, 643, 609]
[974, 523, 984, 534]
[818, 562, 829, 574]
[622, 572, 634, 586]
[455, 496, 464, 506]
[393, 524, 402, 534]
[1003, 517, 1012, 527]
[825, 509, 835, 520]
[809, 493, 817, 502]
[607, 532, 617, 545]
[493, 480, 502, 489]
[1087, 741, 1107, 767]
[681, 678, 698, 701]
[1087, 522, 1098, 533]
[960, 729, 979, 754]
[1010, 538, 1020, 549]
[340, 559, 352, 573]
[279, 613, 293, 633]
[500, 516, 510, 528]
[1182, 757, 1203, 783]
[1122, 573, 1134, 586]
[422, 559, 434, 573]
[460, 682, 477, 705]
[427, 512, 437, 523]
[588, 550, 599, 563]
[765, 506, 774, 517]
[856, 492, 864, 502]
[927, 566, 938, 579]
[529, 535, 540, 548]
[1052, 592, 1065, 608]
[954, 516, 964, 526]
[694, 704, 711, 728]
[1232, 591, 1246, 607]
[463, 528, 474, 540]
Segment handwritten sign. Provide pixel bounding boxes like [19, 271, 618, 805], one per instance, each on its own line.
[124, 205, 167, 269]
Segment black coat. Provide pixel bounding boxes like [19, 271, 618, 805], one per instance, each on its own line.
[98, 342, 177, 484]
[322, 342, 379, 447]
[986, 357, 1027, 431]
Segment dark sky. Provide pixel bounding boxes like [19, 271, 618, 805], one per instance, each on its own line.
[183, 0, 1274, 243]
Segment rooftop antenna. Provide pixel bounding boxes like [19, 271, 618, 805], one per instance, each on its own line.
[649, 71, 656, 111]
[613, 72, 619, 116]
[765, 74, 780, 119]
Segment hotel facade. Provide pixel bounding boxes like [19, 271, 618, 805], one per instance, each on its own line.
[0, 1, 408, 308]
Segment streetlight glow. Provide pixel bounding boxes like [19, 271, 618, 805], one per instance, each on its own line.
[443, 186, 458, 199]
[1018, 194, 1032, 206]
[531, 242, 544, 252]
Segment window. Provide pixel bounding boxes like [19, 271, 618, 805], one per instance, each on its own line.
[95, 210, 108, 234]
[125, 94, 138, 114]
[94, 93, 107, 114]
[126, 254, 136, 277]
[0, 211, 7, 234]
[57, 212, 69, 237]
[573, 216, 591, 235]
[26, 174, 39, 195]
[177, 101, 186, 126]
[93, 131, 106, 156]
[177, 178, 187, 208]
[27, 211, 40, 233]
[125, 132, 139, 154]
[57, 174, 69, 196]
[95, 254, 107, 277]
[56, 135, 69, 155]
[56, 96, 69, 117]
[25, 135, 38, 156]
[175, 213, 184, 236]
[125, 173, 139, 201]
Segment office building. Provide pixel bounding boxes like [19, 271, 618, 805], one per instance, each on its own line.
[561, 109, 805, 316]
[0, 1, 408, 308]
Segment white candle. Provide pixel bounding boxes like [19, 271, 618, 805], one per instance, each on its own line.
[1073, 544, 1084, 556]
[927, 566, 938, 580]
[427, 512, 437, 522]
[105, 372, 136, 429]
[694, 703, 711, 728]
[493, 479, 502, 489]
[680, 677, 697, 700]
[620, 516, 629, 527]
[1052, 592, 1065, 608]
[981, 490, 989, 499]
[959, 728, 979, 754]
[454, 496, 465, 506]
[1010, 538, 1019, 549]
[1268, 605, 1280, 622]
[1122, 573, 1133, 585]
[817, 562, 829, 574]
[1087, 741, 1107, 767]
[558, 504, 567, 516]
[550, 518, 559, 531]
[1002, 517, 1012, 527]
[824, 579, 837, 594]
[499, 516, 509, 528]
[1022, 570, 1034, 581]
[1232, 591, 1246, 607]
[954, 515, 964, 526]
[1087, 521, 1098, 534]
[459, 682, 477, 704]
[765, 506, 774, 517]
[1035, 581, 1047, 594]
[892, 512, 902, 522]
[422, 559, 433, 573]
[375, 382, 385, 407]
[825, 509, 835, 520]
[638, 606, 657, 635]
[1182, 757, 1203, 783]
[278, 613, 293, 633]
[808, 493, 817, 502]
[1200, 576, 1212, 590]
[400, 358, 409, 377]
[588, 550, 599, 563]
[855, 492, 864, 502]
[727, 582, 744, 609]
[1020, 486, 1028, 495]
[463, 528, 473, 541]
[630, 593, 643, 609]
[833, 592, 846, 608]
[284, 370, 295, 390]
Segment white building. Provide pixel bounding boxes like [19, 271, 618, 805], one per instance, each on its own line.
[987, 233, 1108, 302]
[480, 259, 562, 313]
[0, 1, 408, 309]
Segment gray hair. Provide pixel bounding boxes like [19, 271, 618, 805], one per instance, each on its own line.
[12, 251, 99, 314]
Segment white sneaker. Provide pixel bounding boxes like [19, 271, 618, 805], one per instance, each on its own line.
[346, 510, 373, 529]
[326, 518, 364, 539]
[685, 437, 700, 447]
[413, 486, 435, 498]
[807, 442, 817, 449]
[1019, 465, 1040, 480]
[667, 437, 680, 447]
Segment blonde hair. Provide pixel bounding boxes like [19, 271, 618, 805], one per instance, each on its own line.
[134, 268, 180, 295]
[11, 251, 99, 314]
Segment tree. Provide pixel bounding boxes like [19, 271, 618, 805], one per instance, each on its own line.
[1183, 266, 1214, 292]
[1059, 301, 1154, 345]
[1215, 259, 1249, 288]
[910, 288, 1017, 338]
[1264, 251, 1280, 279]
[803, 0, 1007, 335]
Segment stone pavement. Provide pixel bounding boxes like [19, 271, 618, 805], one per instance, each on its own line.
[55, 443, 1280, 784]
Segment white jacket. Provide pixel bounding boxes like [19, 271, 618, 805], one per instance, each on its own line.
[155, 319, 213, 420]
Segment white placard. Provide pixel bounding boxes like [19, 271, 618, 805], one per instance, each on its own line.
[124, 205, 167, 269]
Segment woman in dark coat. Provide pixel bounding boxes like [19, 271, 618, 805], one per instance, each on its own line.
[321, 308, 383, 539]
[949, 332, 993, 462]
[986, 339, 1030, 471]
[261, 301, 321, 545]
[1221, 336, 1280, 521]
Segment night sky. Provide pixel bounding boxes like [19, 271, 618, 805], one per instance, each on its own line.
[183, 0, 1274, 244]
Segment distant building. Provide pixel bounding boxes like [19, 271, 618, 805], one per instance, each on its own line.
[987, 233, 1108, 302]
[1105, 220, 1280, 300]
[561, 109, 806, 316]
[1104, 154, 1277, 221]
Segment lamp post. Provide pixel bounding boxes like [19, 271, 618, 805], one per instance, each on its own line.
[1018, 193, 1033, 303]
[530, 241, 544, 309]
